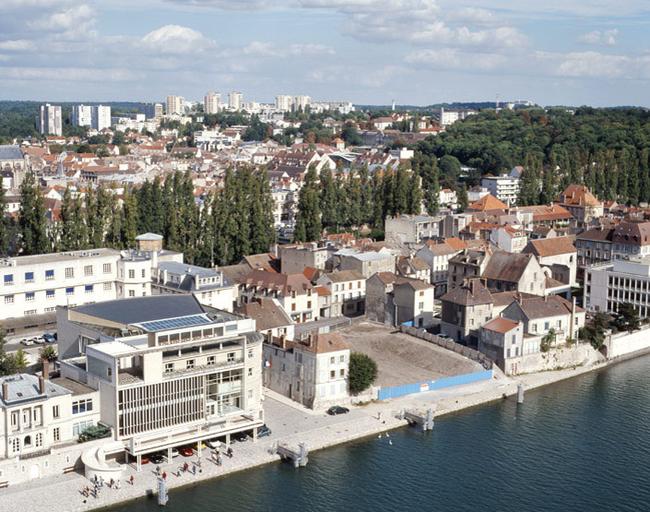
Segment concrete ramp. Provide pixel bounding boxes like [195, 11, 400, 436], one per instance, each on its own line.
[82, 441, 125, 481]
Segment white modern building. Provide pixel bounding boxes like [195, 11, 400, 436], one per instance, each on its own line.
[166, 95, 184, 115]
[0, 235, 182, 335]
[73, 105, 111, 131]
[275, 95, 293, 112]
[481, 175, 520, 207]
[71, 105, 93, 128]
[39, 104, 62, 136]
[57, 295, 265, 470]
[228, 92, 243, 111]
[204, 92, 221, 114]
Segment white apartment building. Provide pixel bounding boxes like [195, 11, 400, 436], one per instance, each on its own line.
[204, 91, 221, 114]
[71, 105, 93, 128]
[57, 295, 264, 470]
[584, 257, 650, 318]
[275, 95, 293, 112]
[385, 214, 442, 245]
[481, 175, 520, 207]
[152, 261, 238, 312]
[166, 95, 184, 115]
[94, 105, 111, 131]
[293, 95, 311, 111]
[228, 92, 243, 111]
[263, 333, 350, 409]
[39, 104, 62, 136]
[0, 237, 182, 335]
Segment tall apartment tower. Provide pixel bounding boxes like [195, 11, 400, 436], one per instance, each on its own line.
[71, 105, 93, 127]
[228, 92, 243, 111]
[275, 95, 293, 112]
[204, 91, 221, 114]
[39, 104, 62, 136]
[165, 95, 184, 115]
[293, 95, 311, 111]
[93, 105, 112, 130]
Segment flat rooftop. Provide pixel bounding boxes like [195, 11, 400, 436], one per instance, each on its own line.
[50, 376, 96, 396]
[337, 322, 482, 387]
[0, 248, 120, 268]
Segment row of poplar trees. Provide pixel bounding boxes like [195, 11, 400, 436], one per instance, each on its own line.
[1, 169, 275, 267]
[294, 159, 443, 242]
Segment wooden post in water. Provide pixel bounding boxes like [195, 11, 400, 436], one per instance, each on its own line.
[517, 383, 524, 404]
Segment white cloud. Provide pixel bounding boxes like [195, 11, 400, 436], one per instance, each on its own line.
[1, 66, 141, 82]
[28, 4, 96, 39]
[289, 43, 335, 56]
[536, 50, 650, 79]
[243, 41, 335, 57]
[0, 40, 35, 51]
[141, 25, 217, 54]
[406, 48, 508, 71]
[579, 29, 618, 46]
[243, 41, 282, 57]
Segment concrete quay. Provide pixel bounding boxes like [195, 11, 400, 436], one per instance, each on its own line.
[0, 356, 631, 512]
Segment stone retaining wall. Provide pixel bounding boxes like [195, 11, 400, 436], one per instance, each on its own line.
[399, 326, 493, 370]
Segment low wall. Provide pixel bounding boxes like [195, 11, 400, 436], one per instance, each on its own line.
[399, 326, 493, 370]
[607, 327, 650, 359]
[377, 369, 494, 401]
[507, 344, 600, 376]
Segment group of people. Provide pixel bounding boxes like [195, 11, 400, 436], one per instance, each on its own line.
[80, 474, 124, 502]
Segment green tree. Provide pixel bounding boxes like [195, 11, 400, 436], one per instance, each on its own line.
[12, 348, 28, 372]
[407, 170, 423, 215]
[294, 166, 322, 242]
[39, 345, 57, 363]
[457, 183, 469, 211]
[348, 352, 378, 394]
[0, 184, 7, 256]
[120, 189, 138, 248]
[540, 328, 556, 352]
[319, 168, 339, 229]
[614, 302, 641, 333]
[438, 155, 461, 189]
[18, 172, 48, 255]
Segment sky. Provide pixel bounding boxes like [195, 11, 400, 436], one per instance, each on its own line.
[1, 0, 650, 106]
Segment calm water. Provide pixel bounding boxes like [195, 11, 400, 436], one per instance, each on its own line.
[111, 356, 650, 512]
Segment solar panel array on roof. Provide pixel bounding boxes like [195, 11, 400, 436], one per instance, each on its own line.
[138, 314, 211, 332]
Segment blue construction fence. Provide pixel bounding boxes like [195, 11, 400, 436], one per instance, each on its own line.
[377, 369, 494, 401]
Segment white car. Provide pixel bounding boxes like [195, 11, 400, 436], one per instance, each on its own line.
[20, 338, 33, 346]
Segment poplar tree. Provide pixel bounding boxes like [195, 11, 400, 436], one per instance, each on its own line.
[407, 170, 423, 215]
[0, 184, 7, 256]
[294, 166, 321, 242]
[18, 172, 48, 255]
[319, 168, 338, 229]
[120, 189, 138, 248]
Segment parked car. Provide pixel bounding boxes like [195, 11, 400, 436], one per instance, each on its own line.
[231, 431, 251, 443]
[149, 453, 165, 464]
[32, 336, 45, 345]
[206, 438, 222, 449]
[20, 338, 33, 346]
[257, 425, 272, 438]
[178, 446, 194, 457]
[171, 448, 179, 458]
[140, 455, 151, 465]
[326, 406, 350, 416]
[43, 333, 56, 344]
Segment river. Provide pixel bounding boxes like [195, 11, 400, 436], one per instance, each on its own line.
[110, 355, 650, 512]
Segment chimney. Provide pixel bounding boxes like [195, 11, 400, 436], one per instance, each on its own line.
[2, 382, 7, 401]
[39, 376, 46, 394]
[42, 358, 50, 380]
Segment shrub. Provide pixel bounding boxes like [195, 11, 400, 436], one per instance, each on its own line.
[348, 352, 378, 395]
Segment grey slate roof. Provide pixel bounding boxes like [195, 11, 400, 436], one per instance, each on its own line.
[0, 374, 69, 407]
[73, 295, 205, 325]
[0, 145, 23, 161]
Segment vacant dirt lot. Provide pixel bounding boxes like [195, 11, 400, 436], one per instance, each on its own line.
[338, 322, 482, 387]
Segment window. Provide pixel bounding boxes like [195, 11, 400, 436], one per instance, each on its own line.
[141, 269, 146, 278]
[4, 295, 14, 304]
[73, 420, 94, 437]
[511, 335, 517, 345]
[291, 303, 296, 311]
[248, 349, 254, 359]
[248, 367, 253, 376]
[4, 274, 13, 285]
[72, 399, 93, 414]
[65, 267, 74, 278]
[128, 290, 135, 297]
[84, 284, 93, 293]
[339, 355, 345, 362]
[26, 291, 35, 301]
[128, 269, 135, 279]
[35, 432, 43, 447]
[53, 428, 60, 442]
[418, 302, 424, 310]
[52, 405, 60, 418]
[103, 282, 112, 291]
[24, 309, 36, 316]
[12, 438, 20, 453]
[164, 363, 174, 373]
[544, 321, 550, 331]
[330, 370, 336, 379]
[46, 289, 55, 299]
[207, 356, 215, 366]
[66, 287, 74, 296]
[45, 269, 54, 280]
[330, 356, 335, 364]
[186, 359, 195, 369]
[102, 263, 112, 274]
[340, 369, 345, 377]
[24, 272, 34, 283]
[84, 265, 93, 277]
[227, 352, 236, 362]
[307, 301, 311, 309]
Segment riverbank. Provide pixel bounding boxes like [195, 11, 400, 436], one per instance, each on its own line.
[0, 349, 637, 512]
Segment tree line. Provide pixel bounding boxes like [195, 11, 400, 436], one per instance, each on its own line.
[0, 169, 275, 267]
[294, 161, 442, 242]
[415, 107, 650, 206]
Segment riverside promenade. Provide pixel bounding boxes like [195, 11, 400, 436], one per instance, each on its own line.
[0, 360, 612, 512]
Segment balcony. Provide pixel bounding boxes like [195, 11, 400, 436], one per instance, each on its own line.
[163, 357, 244, 379]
